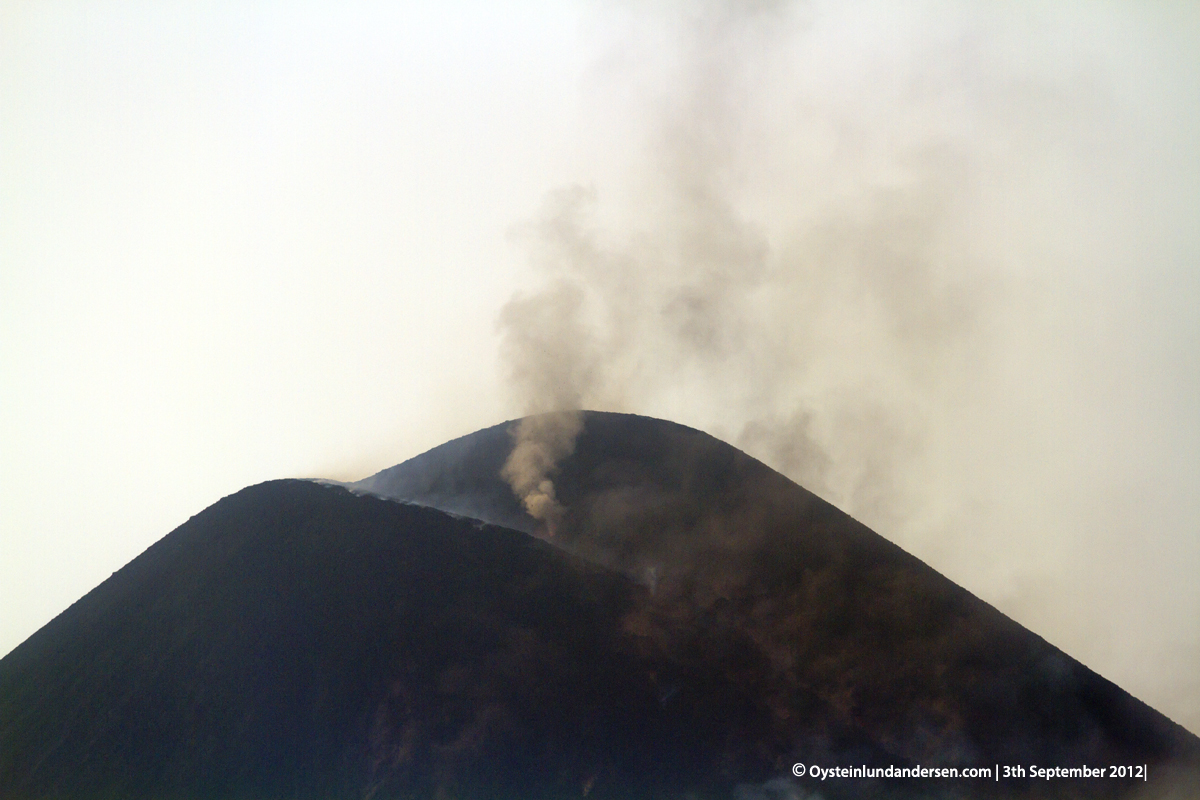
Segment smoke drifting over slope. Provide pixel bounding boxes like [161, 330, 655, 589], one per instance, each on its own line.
[497, 2, 1200, 733]
[499, 1, 1003, 533]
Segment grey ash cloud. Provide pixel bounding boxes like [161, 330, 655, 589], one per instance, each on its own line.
[497, 1, 993, 542]
[496, 1, 1200, 734]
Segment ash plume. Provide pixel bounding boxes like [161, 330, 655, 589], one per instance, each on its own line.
[500, 411, 582, 534]
[497, 0, 988, 540]
[495, 275, 598, 531]
[495, 0, 1200, 735]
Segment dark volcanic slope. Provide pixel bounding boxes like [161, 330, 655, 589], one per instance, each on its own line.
[3, 412, 1198, 799]
[354, 418, 536, 534]
[3, 480, 881, 800]
[357, 411, 1200, 794]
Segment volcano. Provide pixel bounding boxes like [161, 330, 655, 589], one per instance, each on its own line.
[1, 411, 1196, 799]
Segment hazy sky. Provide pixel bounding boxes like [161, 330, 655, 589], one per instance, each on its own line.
[3, 1, 1198, 734]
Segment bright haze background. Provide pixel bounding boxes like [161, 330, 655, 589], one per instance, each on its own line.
[3, 1, 1198, 734]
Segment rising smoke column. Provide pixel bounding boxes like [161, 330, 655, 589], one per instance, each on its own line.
[500, 410, 582, 535]
[495, 261, 599, 532]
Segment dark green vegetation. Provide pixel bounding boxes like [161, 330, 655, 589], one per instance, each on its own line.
[2, 413, 1197, 798]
